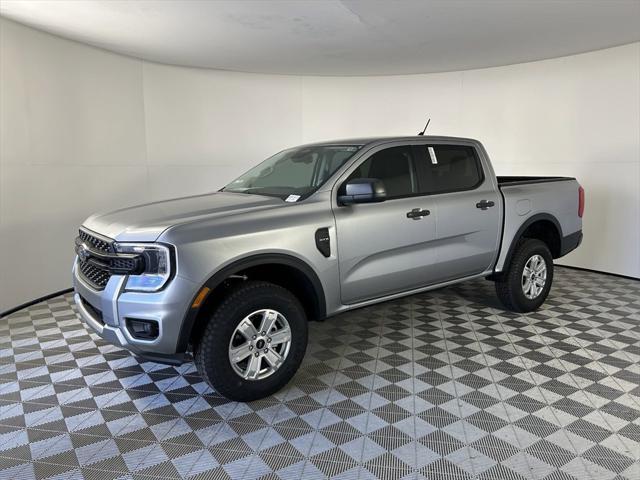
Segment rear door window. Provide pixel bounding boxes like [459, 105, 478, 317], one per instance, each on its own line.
[415, 145, 483, 194]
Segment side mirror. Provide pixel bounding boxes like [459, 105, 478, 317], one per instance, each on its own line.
[338, 178, 387, 205]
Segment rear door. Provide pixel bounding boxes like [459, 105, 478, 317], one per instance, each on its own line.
[416, 143, 501, 282]
[333, 143, 439, 304]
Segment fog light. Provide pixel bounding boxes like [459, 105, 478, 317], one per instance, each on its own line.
[126, 318, 159, 340]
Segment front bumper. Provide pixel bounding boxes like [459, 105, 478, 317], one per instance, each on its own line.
[72, 259, 198, 365]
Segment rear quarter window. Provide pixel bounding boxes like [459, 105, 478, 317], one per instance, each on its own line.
[420, 145, 483, 194]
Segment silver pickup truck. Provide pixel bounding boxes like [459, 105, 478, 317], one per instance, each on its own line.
[73, 136, 584, 401]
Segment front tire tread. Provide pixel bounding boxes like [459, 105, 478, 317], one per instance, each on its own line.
[195, 281, 307, 402]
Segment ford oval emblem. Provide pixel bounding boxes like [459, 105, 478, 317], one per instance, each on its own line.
[77, 243, 91, 262]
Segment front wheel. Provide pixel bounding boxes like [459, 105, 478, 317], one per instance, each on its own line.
[195, 281, 308, 401]
[494, 239, 554, 312]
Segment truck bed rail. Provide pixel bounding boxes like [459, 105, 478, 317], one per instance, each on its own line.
[497, 176, 576, 187]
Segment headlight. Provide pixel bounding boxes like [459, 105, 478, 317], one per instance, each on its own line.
[113, 243, 173, 292]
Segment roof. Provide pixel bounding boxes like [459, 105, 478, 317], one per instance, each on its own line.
[301, 135, 480, 148]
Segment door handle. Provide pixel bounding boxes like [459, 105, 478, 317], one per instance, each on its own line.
[476, 200, 495, 210]
[406, 208, 430, 220]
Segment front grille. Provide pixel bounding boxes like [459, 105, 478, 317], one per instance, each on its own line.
[111, 257, 137, 271]
[77, 229, 114, 290]
[79, 260, 111, 289]
[78, 229, 112, 253]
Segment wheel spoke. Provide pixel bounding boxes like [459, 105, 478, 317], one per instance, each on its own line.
[264, 349, 283, 369]
[269, 326, 291, 346]
[237, 318, 258, 340]
[244, 354, 262, 380]
[531, 283, 539, 298]
[259, 310, 278, 335]
[229, 342, 253, 364]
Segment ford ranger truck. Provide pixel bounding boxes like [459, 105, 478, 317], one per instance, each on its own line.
[72, 136, 584, 401]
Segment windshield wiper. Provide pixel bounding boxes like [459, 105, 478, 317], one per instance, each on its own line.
[223, 187, 288, 199]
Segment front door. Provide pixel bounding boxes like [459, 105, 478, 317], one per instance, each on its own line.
[333, 144, 439, 304]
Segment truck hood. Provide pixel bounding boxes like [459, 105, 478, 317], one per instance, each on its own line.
[83, 192, 283, 242]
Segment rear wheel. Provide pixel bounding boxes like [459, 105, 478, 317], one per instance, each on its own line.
[195, 281, 308, 401]
[495, 239, 554, 312]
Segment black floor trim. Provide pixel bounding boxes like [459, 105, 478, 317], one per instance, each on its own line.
[555, 264, 639, 281]
[0, 287, 73, 318]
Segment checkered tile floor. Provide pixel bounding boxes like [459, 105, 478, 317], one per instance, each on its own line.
[1, 267, 639, 480]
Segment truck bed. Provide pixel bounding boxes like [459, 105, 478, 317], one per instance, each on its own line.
[493, 175, 582, 273]
[497, 176, 576, 187]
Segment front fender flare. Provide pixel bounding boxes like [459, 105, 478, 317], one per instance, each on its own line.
[176, 253, 326, 353]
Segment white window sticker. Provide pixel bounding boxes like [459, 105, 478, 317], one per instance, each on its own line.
[285, 194, 301, 203]
[428, 146, 438, 164]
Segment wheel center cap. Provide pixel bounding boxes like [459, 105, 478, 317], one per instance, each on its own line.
[256, 339, 265, 350]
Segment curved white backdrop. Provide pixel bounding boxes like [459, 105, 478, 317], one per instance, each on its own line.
[1, 18, 638, 310]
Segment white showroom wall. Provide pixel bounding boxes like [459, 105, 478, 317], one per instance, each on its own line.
[299, 45, 640, 280]
[1, 17, 638, 311]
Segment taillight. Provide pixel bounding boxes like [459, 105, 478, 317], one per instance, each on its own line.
[578, 186, 585, 218]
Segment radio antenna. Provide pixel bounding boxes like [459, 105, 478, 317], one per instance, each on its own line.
[417, 118, 431, 136]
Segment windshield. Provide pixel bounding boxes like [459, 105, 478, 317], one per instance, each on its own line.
[222, 145, 361, 200]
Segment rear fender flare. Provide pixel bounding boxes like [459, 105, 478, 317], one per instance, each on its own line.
[500, 213, 563, 271]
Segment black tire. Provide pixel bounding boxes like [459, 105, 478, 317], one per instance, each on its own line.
[194, 281, 308, 402]
[495, 238, 554, 312]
